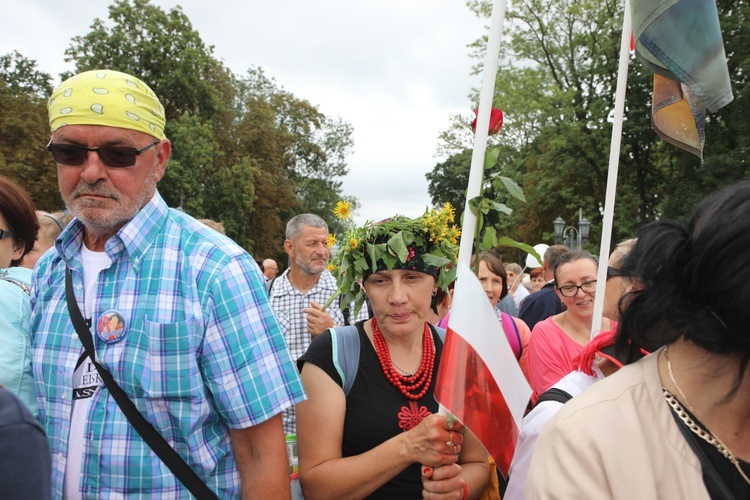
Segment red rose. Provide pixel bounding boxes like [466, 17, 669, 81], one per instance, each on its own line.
[471, 107, 504, 135]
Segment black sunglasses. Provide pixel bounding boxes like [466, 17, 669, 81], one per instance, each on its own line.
[0, 228, 14, 240]
[47, 140, 160, 168]
[606, 266, 625, 279]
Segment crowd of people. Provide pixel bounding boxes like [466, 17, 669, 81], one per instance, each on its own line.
[1, 67, 747, 499]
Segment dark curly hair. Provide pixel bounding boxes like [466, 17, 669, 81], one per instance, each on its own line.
[616, 179, 750, 400]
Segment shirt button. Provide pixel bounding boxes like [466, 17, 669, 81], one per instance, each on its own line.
[62, 393, 67, 399]
[72, 334, 78, 340]
[58, 453, 64, 461]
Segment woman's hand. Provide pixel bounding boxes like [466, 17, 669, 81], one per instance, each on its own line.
[403, 414, 464, 468]
[421, 463, 466, 499]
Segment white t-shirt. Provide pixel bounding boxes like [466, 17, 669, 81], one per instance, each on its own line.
[64, 246, 111, 499]
[512, 285, 530, 310]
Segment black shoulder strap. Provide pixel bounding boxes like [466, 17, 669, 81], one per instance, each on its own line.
[533, 387, 574, 408]
[65, 267, 217, 499]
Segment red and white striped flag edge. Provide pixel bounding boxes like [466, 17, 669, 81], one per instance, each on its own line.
[434, 263, 532, 476]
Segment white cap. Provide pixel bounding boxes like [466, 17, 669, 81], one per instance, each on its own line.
[525, 243, 549, 269]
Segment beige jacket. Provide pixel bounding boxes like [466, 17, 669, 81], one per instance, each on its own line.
[526, 349, 709, 499]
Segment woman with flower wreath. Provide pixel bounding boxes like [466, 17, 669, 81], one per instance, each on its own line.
[296, 206, 490, 499]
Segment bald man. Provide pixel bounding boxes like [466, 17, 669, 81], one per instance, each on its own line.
[32, 69, 304, 498]
[262, 258, 278, 280]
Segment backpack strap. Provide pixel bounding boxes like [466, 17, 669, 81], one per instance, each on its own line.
[434, 325, 446, 343]
[533, 387, 573, 408]
[331, 324, 446, 396]
[501, 312, 522, 360]
[330, 326, 361, 396]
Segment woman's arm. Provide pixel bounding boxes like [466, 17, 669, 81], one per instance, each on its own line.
[297, 363, 462, 499]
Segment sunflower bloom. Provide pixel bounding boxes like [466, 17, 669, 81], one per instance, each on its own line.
[349, 238, 359, 249]
[326, 234, 336, 247]
[442, 202, 456, 222]
[327, 263, 337, 272]
[333, 200, 352, 220]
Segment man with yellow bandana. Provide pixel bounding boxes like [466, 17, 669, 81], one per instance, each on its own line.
[31, 69, 306, 498]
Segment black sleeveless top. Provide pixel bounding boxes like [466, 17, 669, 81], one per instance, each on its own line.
[299, 321, 443, 499]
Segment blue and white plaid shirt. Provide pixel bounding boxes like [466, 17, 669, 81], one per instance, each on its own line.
[31, 192, 305, 498]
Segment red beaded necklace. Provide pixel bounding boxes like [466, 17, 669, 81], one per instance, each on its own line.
[371, 317, 435, 401]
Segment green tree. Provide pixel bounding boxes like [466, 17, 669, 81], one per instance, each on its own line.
[0, 57, 61, 211]
[5, 1, 358, 261]
[0, 51, 53, 98]
[429, 0, 745, 254]
[64, 0, 231, 122]
[235, 68, 355, 244]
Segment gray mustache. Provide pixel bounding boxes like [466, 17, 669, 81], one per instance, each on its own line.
[72, 183, 120, 200]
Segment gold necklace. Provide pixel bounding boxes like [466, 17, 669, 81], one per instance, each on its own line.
[664, 347, 750, 485]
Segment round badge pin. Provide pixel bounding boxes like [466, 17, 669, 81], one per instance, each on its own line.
[97, 310, 127, 344]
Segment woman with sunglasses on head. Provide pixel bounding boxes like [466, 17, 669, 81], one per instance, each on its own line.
[526, 250, 613, 401]
[0, 175, 40, 415]
[527, 181, 750, 499]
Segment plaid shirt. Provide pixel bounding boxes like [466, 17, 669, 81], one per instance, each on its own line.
[30, 192, 305, 498]
[269, 269, 347, 434]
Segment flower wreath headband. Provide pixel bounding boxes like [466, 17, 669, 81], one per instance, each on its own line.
[325, 201, 460, 316]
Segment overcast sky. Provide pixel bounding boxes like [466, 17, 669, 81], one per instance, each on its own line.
[2, 0, 486, 224]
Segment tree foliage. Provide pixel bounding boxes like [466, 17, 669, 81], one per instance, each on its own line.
[2, 0, 356, 265]
[428, 0, 749, 257]
[0, 51, 53, 99]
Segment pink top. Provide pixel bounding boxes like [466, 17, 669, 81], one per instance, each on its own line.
[527, 316, 614, 401]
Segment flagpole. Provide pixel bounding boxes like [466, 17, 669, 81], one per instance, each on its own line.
[590, 0, 632, 335]
[457, 0, 508, 269]
[441, 0, 507, 422]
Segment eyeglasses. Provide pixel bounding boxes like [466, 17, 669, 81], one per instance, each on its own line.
[606, 266, 625, 280]
[0, 228, 14, 240]
[47, 140, 161, 168]
[557, 279, 597, 297]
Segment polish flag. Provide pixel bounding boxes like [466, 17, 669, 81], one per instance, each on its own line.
[434, 263, 532, 476]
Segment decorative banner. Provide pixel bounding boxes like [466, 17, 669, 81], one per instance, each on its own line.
[651, 74, 706, 158]
[630, 0, 733, 158]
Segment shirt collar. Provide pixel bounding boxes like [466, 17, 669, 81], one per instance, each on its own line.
[273, 269, 338, 296]
[56, 191, 167, 271]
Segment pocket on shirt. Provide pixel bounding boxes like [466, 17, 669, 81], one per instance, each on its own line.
[141, 317, 201, 401]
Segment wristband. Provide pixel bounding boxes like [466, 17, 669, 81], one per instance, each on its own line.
[462, 482, 469, 500]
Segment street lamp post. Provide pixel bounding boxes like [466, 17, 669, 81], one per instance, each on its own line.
[553, 209, 590, 250]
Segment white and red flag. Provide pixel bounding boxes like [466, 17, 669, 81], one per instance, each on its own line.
[434, 262, 531, 477]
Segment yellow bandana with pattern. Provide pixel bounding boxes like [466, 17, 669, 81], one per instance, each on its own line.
[48, 70, 166, 140]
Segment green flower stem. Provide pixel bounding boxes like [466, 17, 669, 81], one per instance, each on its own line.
[322, 290, 340, 311]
